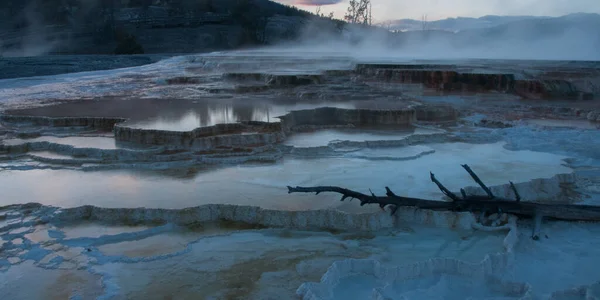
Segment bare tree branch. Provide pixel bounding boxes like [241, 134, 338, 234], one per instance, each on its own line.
[287, 165, 600, 224]
[429, 171, 461, 201]
[461, 164, 495, 198]
[344, 0, 372, 25]
[509, 181, 521, 202]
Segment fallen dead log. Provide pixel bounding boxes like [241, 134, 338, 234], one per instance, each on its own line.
[287, 164, 600, 239]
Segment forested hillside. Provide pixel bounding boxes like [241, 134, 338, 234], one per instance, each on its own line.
[0, 0, 313, 55]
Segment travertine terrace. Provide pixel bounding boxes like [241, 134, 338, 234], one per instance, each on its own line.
[1, 51, 600, 299]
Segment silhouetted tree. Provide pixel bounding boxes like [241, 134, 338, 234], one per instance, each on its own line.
[315, 6, 335, 19]
[344, 0, 372, 25]
[421, 14, 428, 31]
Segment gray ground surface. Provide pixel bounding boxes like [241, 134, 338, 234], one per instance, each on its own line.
[0, 54, 174, 79]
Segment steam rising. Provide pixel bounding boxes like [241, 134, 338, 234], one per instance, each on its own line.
[1, 0, 599, 61]
[0, 0, 103, 57]
[283, 13, 600, 61]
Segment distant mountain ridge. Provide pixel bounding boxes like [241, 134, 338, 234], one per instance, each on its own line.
[373, 12, 600, 61]
[382, 13, 599, 32]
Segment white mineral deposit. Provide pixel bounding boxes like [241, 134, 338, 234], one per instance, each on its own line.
[1, 47, 600, 299]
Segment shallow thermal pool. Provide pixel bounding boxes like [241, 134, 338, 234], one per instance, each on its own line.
[283, 127, 442, 147]
[525, 118, 600, 130]
[121, 102, 358, 131]
[0, 142, 571, 209]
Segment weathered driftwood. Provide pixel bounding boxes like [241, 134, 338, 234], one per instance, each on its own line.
[287, 164, 600, 239]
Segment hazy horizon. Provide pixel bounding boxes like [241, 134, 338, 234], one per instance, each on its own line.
[1, 0, 598, 60]
[275, 0, 600, 22]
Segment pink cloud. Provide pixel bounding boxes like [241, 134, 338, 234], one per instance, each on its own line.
[288, 0, 343, 6]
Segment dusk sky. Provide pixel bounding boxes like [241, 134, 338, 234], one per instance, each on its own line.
[274, 0, 600, 22]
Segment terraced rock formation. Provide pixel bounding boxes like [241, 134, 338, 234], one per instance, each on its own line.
[1, 52, 600, 299]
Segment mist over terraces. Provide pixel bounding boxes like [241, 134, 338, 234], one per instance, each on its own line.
[1, 0, 599, 59]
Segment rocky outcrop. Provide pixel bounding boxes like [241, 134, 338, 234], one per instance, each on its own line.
[278, 107, 416, 132]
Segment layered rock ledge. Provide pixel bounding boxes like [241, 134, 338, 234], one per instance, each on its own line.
[114, 121, 284, 149]
[355, 63, 599, 100]
[2, 104, 453, 151]
[0, 202, 484, 234]
[223, 73, 323, 86]
[0, 115, 125, 130]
